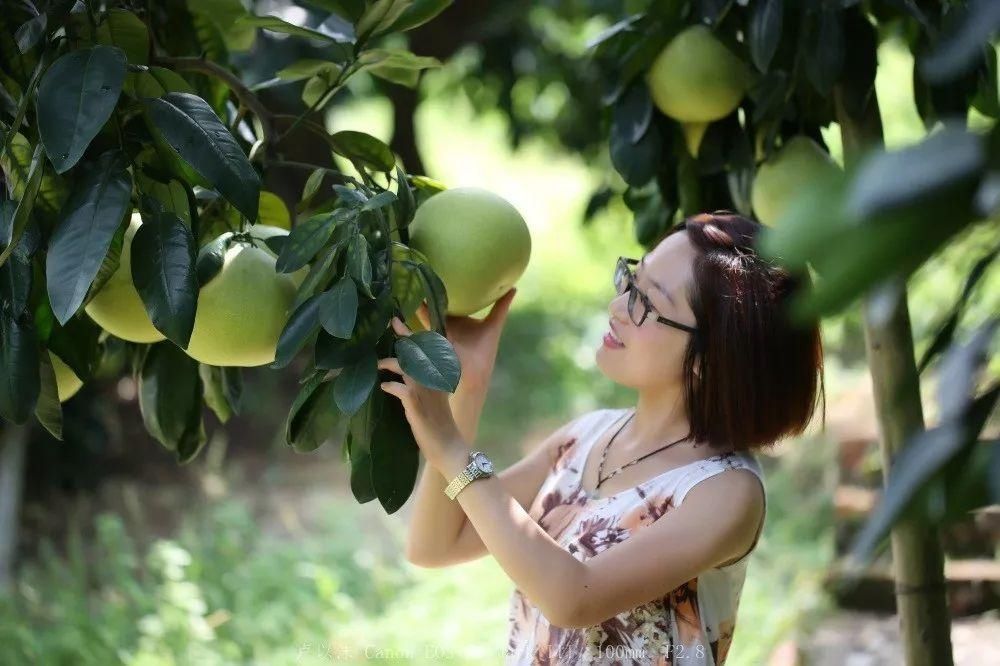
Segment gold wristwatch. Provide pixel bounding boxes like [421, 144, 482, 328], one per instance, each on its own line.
[444, 450, 495, 500]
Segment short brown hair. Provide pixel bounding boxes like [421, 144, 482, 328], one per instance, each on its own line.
[670, 211, 825, 451]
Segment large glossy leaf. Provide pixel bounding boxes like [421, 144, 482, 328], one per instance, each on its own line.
[330, 131, 395, 172]
[847, 127, 985, 217]
[124, 65, 194, 99]
[46, 151, 132, 325]
[131, 209, 199, 347]
[315, 283, 393, 369]
[346, 232, 374, 298]
[370, 385, 420, 513]
[319, 276, 358, 339]
[334, 351, 377, 415]
[749, 0, 782, 73]
[394, 330, 460, 392]
[138, 340, 206, 459]
[276, 211, 341, 274]
[348, 387, 380, 503]
[921, 0, 1000, 83]
[285, 371, 349, 452]
[0, 308, 39, 424]
[384, 0, 452, 32]
[144, 92, 261, 221]
[356, 0, 413, 40]
[271, 293, 322, 369]
[0, 250, 31, 318]
[36, 46, 127, 173]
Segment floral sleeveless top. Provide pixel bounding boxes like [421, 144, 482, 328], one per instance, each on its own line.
[505, 408, 767, 666]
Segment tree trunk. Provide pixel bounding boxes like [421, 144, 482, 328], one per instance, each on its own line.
[834, 87, 954, 666]
[0, 421, 29, 592]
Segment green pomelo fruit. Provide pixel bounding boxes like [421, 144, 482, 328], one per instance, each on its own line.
[214, 224, 308, 288]
[407, 187, 531, 317]
[84, 212, 167, 343]
[183, 237, 298, 367]
[646, 25, 749, 123]
[751, 136, 841, 227]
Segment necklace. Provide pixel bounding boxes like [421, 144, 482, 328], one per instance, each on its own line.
[588, 410, 695, 500]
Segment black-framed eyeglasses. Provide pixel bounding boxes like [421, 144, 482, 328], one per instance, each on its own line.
[614, 257, 699, 335]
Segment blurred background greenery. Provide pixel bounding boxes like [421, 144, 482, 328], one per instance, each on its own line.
[3, 8, 999, 665]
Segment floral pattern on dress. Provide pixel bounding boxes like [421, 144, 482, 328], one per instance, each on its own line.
[506, 409, 766, 666]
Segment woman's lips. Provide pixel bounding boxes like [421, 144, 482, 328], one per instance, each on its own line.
[603, 330, 625, 348]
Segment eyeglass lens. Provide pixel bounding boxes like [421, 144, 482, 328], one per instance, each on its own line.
[614, 259, 647, 326]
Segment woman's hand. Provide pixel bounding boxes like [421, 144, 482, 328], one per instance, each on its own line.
[378, 316, 470, 469]
[412, 287, 517, 399]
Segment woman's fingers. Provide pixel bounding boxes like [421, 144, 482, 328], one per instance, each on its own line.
[377, 356, 403, 376]
[390, 316, 411, 336]
[415, 301, 431, 329]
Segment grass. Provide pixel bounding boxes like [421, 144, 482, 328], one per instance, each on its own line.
[0, 431, 836, 665]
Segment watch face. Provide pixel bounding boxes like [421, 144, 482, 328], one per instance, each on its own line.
[473, 452, 493, 474]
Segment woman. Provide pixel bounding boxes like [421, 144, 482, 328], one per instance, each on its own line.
[377, 211, 824, 665]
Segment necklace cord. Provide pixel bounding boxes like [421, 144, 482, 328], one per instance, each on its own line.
[595, 411, 693, 489]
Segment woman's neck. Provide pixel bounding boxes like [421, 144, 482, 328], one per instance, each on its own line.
[622, 382, 718, 456]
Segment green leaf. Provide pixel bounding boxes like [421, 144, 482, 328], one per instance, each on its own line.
[189, 0, 257, 53]
[276, 211, 339, 273]
[315, 283, 393, 369]
[200, 363, 233, 423]
[35, 350, 64, 440]
[394, 330, 460, 392]
[390, 247, 426, 320]
[0, 141, 44, 267]
[45, 151, 132, 325]
[138, 341, 206, 460]
[917, 241, 1000, 374]
[921, 0, 1000, 83]
[319, 276, 358, 338]
[383, 0, 453, 33]
[609, 93, 661, 186]
[96, 9, 149, 65]
[144, 92, 261, 221]
[346, 232, 374, 298]
[236, 15, 353, 61]
[847, 127, 985, 217]
[0, 250, 30, 318]
[271, 294, 322, 369]
[330, 130, 395, 173]
[334, 351, 377, 415]
[36, 46, 127, 174]
[276, 59, 341, 82]
[286, 373, 349, 452]
[393, 166, 415, 228]
[131, 209, 199, 347]
[124, 66, 194, 99]
[356, 0, 413, 40]
[356, 48, 441, 80]
[803, 7, 843, 96]
[749, 0, 782, 73]
[348, 388, 379, 502]
[361, 190, 397, 211]
[1, 132, 68, 223]
[0, 309, 39, 424]
[847, 381, 1000, 568]
[370, 387, 420, 513]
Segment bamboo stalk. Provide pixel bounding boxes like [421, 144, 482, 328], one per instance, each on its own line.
[834, 85, 954, 666]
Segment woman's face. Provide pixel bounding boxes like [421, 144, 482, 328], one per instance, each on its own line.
[596, 230, 700, 389]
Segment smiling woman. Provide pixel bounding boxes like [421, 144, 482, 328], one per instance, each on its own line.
[397, 211, 824, 666]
